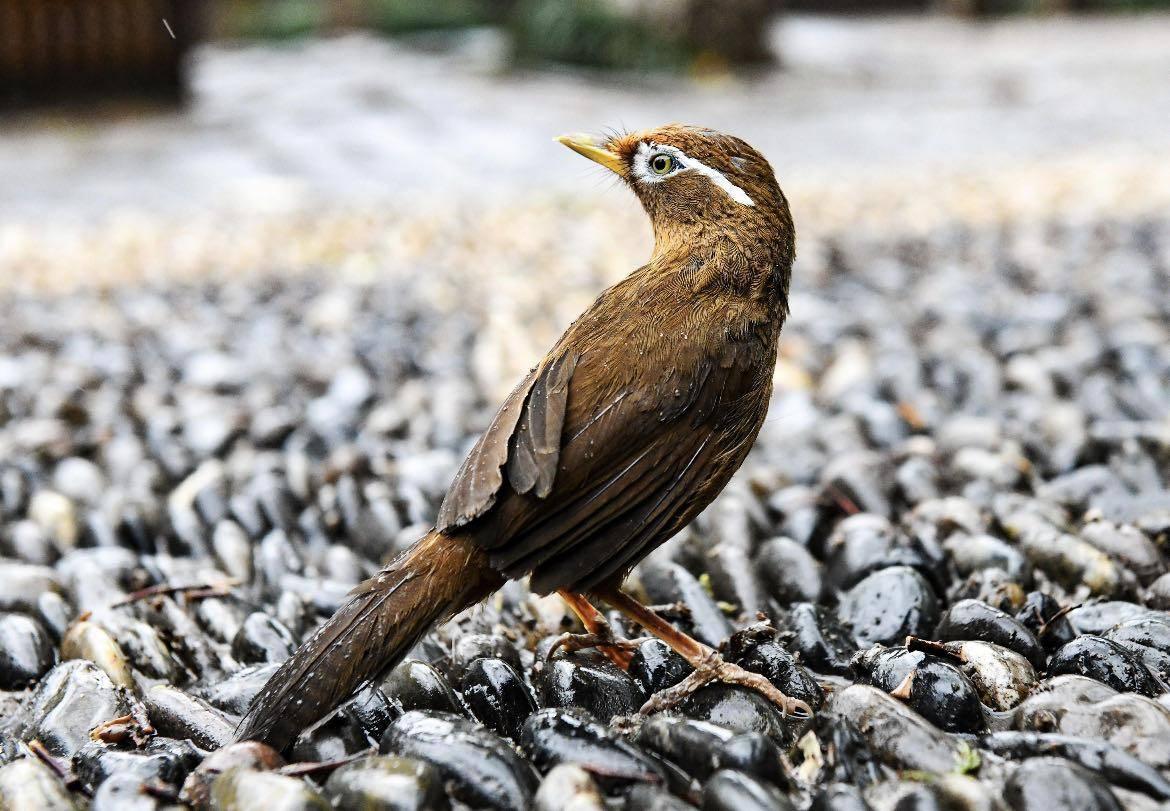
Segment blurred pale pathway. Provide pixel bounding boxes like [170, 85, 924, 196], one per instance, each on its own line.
[2, 14, 1169, 223]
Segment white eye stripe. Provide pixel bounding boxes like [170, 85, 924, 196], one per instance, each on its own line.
[632, 142, 755, 207]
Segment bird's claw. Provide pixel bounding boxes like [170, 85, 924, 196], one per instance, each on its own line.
[547, 630, 649, 669]
[639, 648, 815, 719]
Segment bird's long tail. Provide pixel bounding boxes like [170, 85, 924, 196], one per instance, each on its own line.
[235, 529, 502, 751]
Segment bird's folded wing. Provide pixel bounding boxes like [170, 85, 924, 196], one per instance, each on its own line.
[435, 349, 579, 531]
[438, 328, 758, 591]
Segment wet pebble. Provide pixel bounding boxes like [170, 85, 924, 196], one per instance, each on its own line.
[143, 684, 236, 750]
[0, 562, 62, 615]
[942, 533, 1031, 582]
[322, 754, 449, 811]
[461, 657, 537, 743]
[628, 639, 693, 696]
[1015, 591, 1078, 653]
[521, 707, 665, 791]
[823, 514, 928, 592]
[381, 711, 539, 811]
[1013, 675, 1170, 768]
[230, 613, 296, 665]
[72, 736, 202, 793]
[22, 660, 131, 757]
[1080, 520, 1165, 585]
[381, 659, 463, 716]
[538, 650, 645, 723]
[291, 708, 371, 763]
[756, 536, 823, 605]
[1003, 756, 1122, 811]
[180, 741, 285, 808]
[809, 783, 871, 811]
[679, 685, 796, 747]
[0, 756, 80, 810]
[624, 784, 696, 811]
[701, 769, 793, 811]
[533, 764, 604, 811]
[952, 640, 1037, 710]
[779, 602, 857, 675]
[635, 715, 786, 788]
[1104, 614, 1170, 683]
[851, 646, 984, 733]
[445, 633, 525, 685]
[634, 715, 732, 783]
[817, 716, 883, 788]
[91, 772, 168, 811]
[0, 613, 56, 688]
[638, 561, 733, 648]
[725, 625, 823, 710]
[1047, 635, 1162, 697]
[210, 766, 329, 810]
[935, 599, 1046, 670]
[1066, 601, 1148, 635]
[826, 685, 970, 773]
[838, 566, 940, 648]
[981, 731, 1170, 801]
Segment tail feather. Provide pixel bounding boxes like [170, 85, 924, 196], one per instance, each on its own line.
[235, 530, 501, 751]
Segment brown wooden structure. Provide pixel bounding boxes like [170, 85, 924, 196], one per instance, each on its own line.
[0, 0, 203, 108]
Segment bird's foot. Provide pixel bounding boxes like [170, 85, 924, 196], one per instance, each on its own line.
[639, 646, 814, 719]
[547, 624, 649, 669]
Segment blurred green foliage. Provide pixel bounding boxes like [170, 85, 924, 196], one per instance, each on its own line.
[214, 0, 1170, 64]
[216, 0, 327, 40]
[364, 0, 503, 33]
[508, 0, 692, 71]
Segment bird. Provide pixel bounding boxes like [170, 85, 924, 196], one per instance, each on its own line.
[236, 124, 805, 751]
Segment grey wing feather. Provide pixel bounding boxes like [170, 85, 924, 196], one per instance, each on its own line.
[508, 350, 578, 498]
[435, 350, 578, 531]
[435, 371, 535, 531]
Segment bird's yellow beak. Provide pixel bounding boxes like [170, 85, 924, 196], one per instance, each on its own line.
[556, 133, 626, 176]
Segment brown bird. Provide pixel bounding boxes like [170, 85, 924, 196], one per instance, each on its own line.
[236, 124, 805, 751]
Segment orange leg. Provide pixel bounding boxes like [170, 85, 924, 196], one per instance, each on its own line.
[549, 590, 645, 669]
[596, 585, 813, 719]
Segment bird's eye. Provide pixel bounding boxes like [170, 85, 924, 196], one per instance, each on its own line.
[649, 153, 675, 175]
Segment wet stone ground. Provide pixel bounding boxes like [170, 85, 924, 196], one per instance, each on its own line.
[0, 208, 1169, 811]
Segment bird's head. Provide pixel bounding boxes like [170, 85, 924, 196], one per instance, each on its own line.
[557, 124, 794, 272]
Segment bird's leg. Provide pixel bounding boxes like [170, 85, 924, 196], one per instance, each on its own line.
[596, 586, 814, 719]
[548, 590, 647, 668]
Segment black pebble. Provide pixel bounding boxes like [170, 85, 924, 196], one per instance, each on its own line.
[701, 769, 794, 811]
[629, 638, 694, 696]
[680, 684, 795, 747]
[539, 650, 645, 723]
[461, 657, 536, 743]
[1004, 757, 1122, 811]
[780, 603, 857, 675]
[381, 710, 538, 811]
[725, 627, 824, 710]
[1016, 591, 1077, 654]
[1048, 635, 1162, 697]
[838, 566, 940, 648]
[229, 612, 296, 664]
[0, 612, 56, 689]
[936, 599, 1046, 670]
[382, 659, 464, 716]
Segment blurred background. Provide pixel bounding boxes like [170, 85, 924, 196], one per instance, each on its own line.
[0, 0, 1167, 518]
[0, 1, 1167, 454]
[2, 0, 1168, 390]
[3, 1, 1169, 259]
[1, 5, 1169, 799]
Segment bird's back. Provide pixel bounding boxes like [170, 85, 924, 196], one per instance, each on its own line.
[442, 258, 783, 594]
